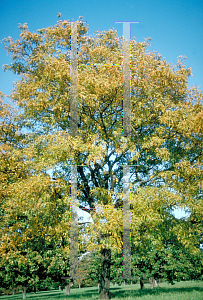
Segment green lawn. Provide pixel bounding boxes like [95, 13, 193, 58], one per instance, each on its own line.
[1, 281, 203, 300]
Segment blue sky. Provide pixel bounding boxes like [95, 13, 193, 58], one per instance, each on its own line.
[0, 0, 202, 218]
[1, 0, 202, 96]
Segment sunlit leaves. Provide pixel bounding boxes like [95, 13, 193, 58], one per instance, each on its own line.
[1, 16, 203, 289]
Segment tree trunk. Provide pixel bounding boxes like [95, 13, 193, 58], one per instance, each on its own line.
[65, 283, 73, 295]
[22, 287, 26, 299]
[12, 288, 15, 295]
[79, 283, 81, 289]
[155, 279, 158, 286]
[59, 286, 61, 291]
[124, 279, 125, 286]
[140, 279, 144, 290]
[99, 248, 111, 300]
[149, 276, 155, 289]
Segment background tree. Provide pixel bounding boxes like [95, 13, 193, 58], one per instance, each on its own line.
[0, 169, 71, 298]
[0, 95, 72, 298]
[130, 186, 203, 288]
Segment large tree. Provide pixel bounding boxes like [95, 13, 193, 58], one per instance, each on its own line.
[1, 16, 203, 298]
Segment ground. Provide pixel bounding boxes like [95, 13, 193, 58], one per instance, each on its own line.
[1, 281, 203, 300]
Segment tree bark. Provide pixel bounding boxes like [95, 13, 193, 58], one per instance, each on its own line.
[65, 283, 73, 295]
[149, 276, 155, 289]
[12, 288, 15, 295]
[140, 279, 144, 290]
[59, 286, 62, 291]
[22, 287, 26, 299]
[155, 279, 158, 286]
[99, 248, 111, 300]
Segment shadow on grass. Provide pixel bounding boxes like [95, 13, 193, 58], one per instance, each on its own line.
[109, 285, 203, 299]
[1, 284, 203, 299]
[0, 287, 99, 299]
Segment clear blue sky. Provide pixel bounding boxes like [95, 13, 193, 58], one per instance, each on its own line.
[0, 0, 202, 96]
[1, 0, 202, 218]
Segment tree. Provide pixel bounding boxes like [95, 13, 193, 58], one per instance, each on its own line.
[129, 186, 203, 288]
[0, 93, 29, 297]
[1, 17, 203, 298]
[0, 170, 71, 298]
[83, 186, 203, 290]
[0, 94, 72, 298]
[0, 163, 71, 298]
[77, 251, 101, 288]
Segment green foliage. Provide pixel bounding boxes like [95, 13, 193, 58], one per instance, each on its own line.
[0, 16, 203, 295]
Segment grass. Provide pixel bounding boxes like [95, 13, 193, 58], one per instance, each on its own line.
[1, 281, 203, 300]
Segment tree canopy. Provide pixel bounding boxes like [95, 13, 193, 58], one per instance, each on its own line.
[1, 17, 203, 298]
